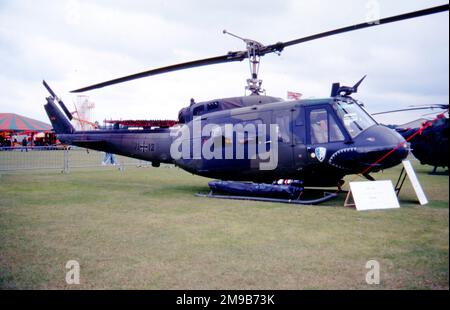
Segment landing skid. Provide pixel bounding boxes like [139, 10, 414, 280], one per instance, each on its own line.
[195, 190, 338, 205]
[430, 166, 449, 175]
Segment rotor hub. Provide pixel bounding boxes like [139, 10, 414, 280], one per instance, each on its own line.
[223, 30, 267, 95]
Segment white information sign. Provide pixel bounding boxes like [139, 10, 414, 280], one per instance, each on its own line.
[402, 160, 428, 205]
[349, 180, 400, 211]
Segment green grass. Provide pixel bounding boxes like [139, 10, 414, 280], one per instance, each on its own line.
[0, 159, 448, 289]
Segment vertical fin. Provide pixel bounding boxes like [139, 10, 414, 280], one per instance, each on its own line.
[43, 81, 75, 134]
[44, 97, 75, 134]
[43, 80, 73, 120]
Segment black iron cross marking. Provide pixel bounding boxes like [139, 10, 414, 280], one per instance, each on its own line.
[137, 142, 149, 152]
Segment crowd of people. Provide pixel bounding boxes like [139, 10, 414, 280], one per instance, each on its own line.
[0, 136, 34, 152]
[1, 136, 33, 147]
[0, 133, 57, 148]
[0, 136, 12, 147]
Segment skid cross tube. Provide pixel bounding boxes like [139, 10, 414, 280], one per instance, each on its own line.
[195, 191, 338, 205]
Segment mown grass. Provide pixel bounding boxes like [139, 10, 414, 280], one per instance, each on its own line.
[0, 159, 448, 289]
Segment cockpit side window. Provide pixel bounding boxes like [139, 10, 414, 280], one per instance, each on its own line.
[309, 108, 345, 144]
[329, 114, 345, 142]
[310, 109, 328, 144]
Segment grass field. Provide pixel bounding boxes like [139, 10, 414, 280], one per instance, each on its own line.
[0, 158, 448, 289]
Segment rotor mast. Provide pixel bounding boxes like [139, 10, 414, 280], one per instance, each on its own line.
[223, 30, 267, 95]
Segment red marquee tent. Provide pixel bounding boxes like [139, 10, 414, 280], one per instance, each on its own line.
[0, 113, 52, 132]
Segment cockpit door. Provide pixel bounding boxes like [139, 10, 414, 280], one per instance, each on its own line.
[304, 105, 348, 166]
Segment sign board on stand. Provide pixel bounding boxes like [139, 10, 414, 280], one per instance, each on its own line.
[401, 160, 428, 205]
[345, 180, 400, 211]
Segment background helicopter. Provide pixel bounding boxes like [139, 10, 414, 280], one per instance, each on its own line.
[44, 5, 448, 196]
[373, 105, 449, 173]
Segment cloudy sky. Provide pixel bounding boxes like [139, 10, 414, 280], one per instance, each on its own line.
[0, 0, 448, 125]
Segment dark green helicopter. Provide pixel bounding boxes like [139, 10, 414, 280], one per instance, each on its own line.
[373, 105, 449, 173]
[43, 5, 448, 198]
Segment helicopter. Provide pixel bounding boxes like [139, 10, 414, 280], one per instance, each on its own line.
[43, 5, 448, 200]
[373, 105, 449, 173]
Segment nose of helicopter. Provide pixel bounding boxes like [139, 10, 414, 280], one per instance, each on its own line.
[328, 125, 409, 173]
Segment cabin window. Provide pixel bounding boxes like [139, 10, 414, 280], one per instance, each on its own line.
[275, 114, 291, 143]
[309, 108, 345, 144]
[207, 101, 220, 111]
[193, 105, 205, 116]
[235, 119, 263, 144]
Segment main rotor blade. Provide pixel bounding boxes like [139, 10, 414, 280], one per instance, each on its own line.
[263, 4, 449, 54]
[71, 53, 246, 92]
[72, 4, 449, 93]
[372, 105, 449, 116]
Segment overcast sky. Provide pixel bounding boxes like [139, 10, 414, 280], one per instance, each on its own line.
[0, 0, 448, 125]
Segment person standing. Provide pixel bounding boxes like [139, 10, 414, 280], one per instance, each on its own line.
[102, 152, 116, 165]
[22, 137, 28, 152]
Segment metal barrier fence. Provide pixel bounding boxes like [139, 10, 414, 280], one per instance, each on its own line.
[0, 146, 151, 172]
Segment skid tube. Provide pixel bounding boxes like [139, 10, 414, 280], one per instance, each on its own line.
[195, 191, 338, 205]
